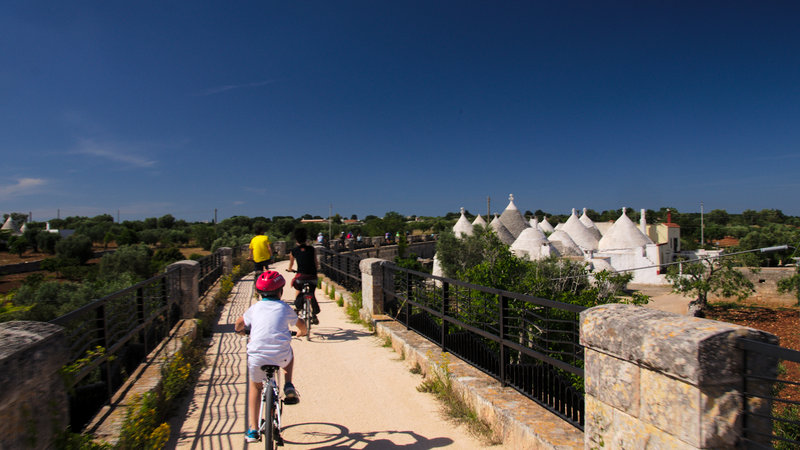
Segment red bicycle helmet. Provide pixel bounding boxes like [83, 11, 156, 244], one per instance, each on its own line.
[255, 270, 285, 293]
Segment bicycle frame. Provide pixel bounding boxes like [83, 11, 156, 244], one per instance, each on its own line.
[258, 365, 283, 449]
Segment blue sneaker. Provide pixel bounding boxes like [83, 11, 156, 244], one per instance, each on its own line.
[284, 383, 300, 405]
[245, 428, 259, 443]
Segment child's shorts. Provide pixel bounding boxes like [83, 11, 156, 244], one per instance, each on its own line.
[248, 348, 293, 382]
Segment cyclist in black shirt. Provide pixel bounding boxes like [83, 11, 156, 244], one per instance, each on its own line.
[287, 227, 321, 323]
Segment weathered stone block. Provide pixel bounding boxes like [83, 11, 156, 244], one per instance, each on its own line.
[581, 304, 777, 385]
[586, 396, 694, 450]
[0, 321, 69, 450]
[584, 348, 640, 416]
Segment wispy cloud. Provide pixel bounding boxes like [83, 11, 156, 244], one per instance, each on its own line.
[233, 201, 245, 205]
[194, 80, 275, 96]
[0, 178, 47, 198]
[73, 138, 156, 168]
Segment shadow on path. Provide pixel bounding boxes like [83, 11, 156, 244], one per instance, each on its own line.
[282, 422, 454, 449]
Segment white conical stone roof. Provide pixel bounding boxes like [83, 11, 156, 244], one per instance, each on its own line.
[452, 207, 473, 238]
[562, 208, 599, 251]
[598, 208, 654, 250]
[490, 214, 515, 245]
[539, 216, 555, 233]
[1, 217, 17, 231]
[20, 223, 28, 233]
[499, 194, 530, 239]
[548, 230, 583, 256]
[554, 222, 564, 231]
[529, 216, 539, 229]
[579, 208, 603, 239]
[511, 227, 559, 260]
[472, 214, 486, 227]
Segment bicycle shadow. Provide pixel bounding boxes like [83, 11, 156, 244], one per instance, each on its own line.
[295, 327, 374, 343]
[282, 422, 454, 449]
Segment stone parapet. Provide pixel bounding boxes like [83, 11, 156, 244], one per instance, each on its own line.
[0, 321, 69, 450]
[581, 304, 778, 449]
[168, 260, 200, 319]
[359, 258, 386, 320]
[218, 247, 233, 275]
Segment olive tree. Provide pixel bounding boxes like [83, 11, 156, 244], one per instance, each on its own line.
[665, 257, 755, 317]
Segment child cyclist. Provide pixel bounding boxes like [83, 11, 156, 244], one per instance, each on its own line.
[235, 270, 307, 443]
[286, 227, 320, 324]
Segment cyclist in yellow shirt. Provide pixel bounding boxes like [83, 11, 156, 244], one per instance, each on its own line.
[248, 225, 272, 274]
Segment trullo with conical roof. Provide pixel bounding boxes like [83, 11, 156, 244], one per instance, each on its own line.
[562, 208, 598, 251]
[499, 194, 530, 239]
[452, 208, 473, 238]
[579, 208, 602, 240]
[511, 227, 559, 260]
[539, 216, 555, 233]
[490, 214, 515, 245]
[598, 208, 653, 250]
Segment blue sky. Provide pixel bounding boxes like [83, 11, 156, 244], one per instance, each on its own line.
[3, 2, 800, 222]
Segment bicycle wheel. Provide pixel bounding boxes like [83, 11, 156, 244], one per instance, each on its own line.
[304, 292, 313, 340]
[262, 386, 275, 450]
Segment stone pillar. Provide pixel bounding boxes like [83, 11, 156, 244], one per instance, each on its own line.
[273, 241, 287, 259]
[219, 247, 233, 275]
[581, 304, 778, 449]
[0, 321, 69, 450]
[169, 260, 200, 319]
[360, 258, 387, 319]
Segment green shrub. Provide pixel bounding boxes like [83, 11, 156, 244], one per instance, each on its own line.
[55, 234, 93, 264]
[99, 244, 154, 280]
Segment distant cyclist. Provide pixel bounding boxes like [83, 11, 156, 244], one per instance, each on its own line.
[248, 225, 272, 274]
[287, 227, 320, 323]
[235, 270, 306, 443]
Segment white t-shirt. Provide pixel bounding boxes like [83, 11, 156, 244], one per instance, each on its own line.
[243, 298, 298, 367]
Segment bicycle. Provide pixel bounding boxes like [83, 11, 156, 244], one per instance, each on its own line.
[288, 270, 317, 341]
[256, 364, 284, 449]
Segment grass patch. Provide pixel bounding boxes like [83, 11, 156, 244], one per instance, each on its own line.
[410, 361, 422, 375]
[417, 352, 501, 445]
[382, 334, 393, 347]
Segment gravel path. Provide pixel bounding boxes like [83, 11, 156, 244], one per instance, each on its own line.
[168, 259, 495, 449]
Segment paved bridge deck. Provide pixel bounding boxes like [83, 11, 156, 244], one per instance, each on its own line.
[167, 260, 497, 449]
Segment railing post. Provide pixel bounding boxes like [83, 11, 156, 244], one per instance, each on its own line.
[136, 286, 147, 351]
[441, 281, 449, 352]
[499, 294, 508, 386]
[405, 269, 412, 333]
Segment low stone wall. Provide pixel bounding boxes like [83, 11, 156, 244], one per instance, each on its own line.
[709, 267, 798, 307]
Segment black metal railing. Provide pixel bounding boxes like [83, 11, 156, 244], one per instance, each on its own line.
[49, 267, 182, 430]
[198, 251, 222, 295]
[738, 337, 800, 449]
[318, 246, 362, 292]
[383, 264, 586, 429]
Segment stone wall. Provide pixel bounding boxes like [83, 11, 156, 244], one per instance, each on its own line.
[581, 304, 778, 449]
[0, 321, 69, 449]
[709, 267, 798, 307]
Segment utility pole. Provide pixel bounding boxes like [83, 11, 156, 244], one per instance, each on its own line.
[487, 196, 491, 218]
[700, 201, 704, 247]
[214, 208, 218, 225]
[57, 208, 60, 220]
[117, 209, 120, 223]
[329, 203, 333, 240]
